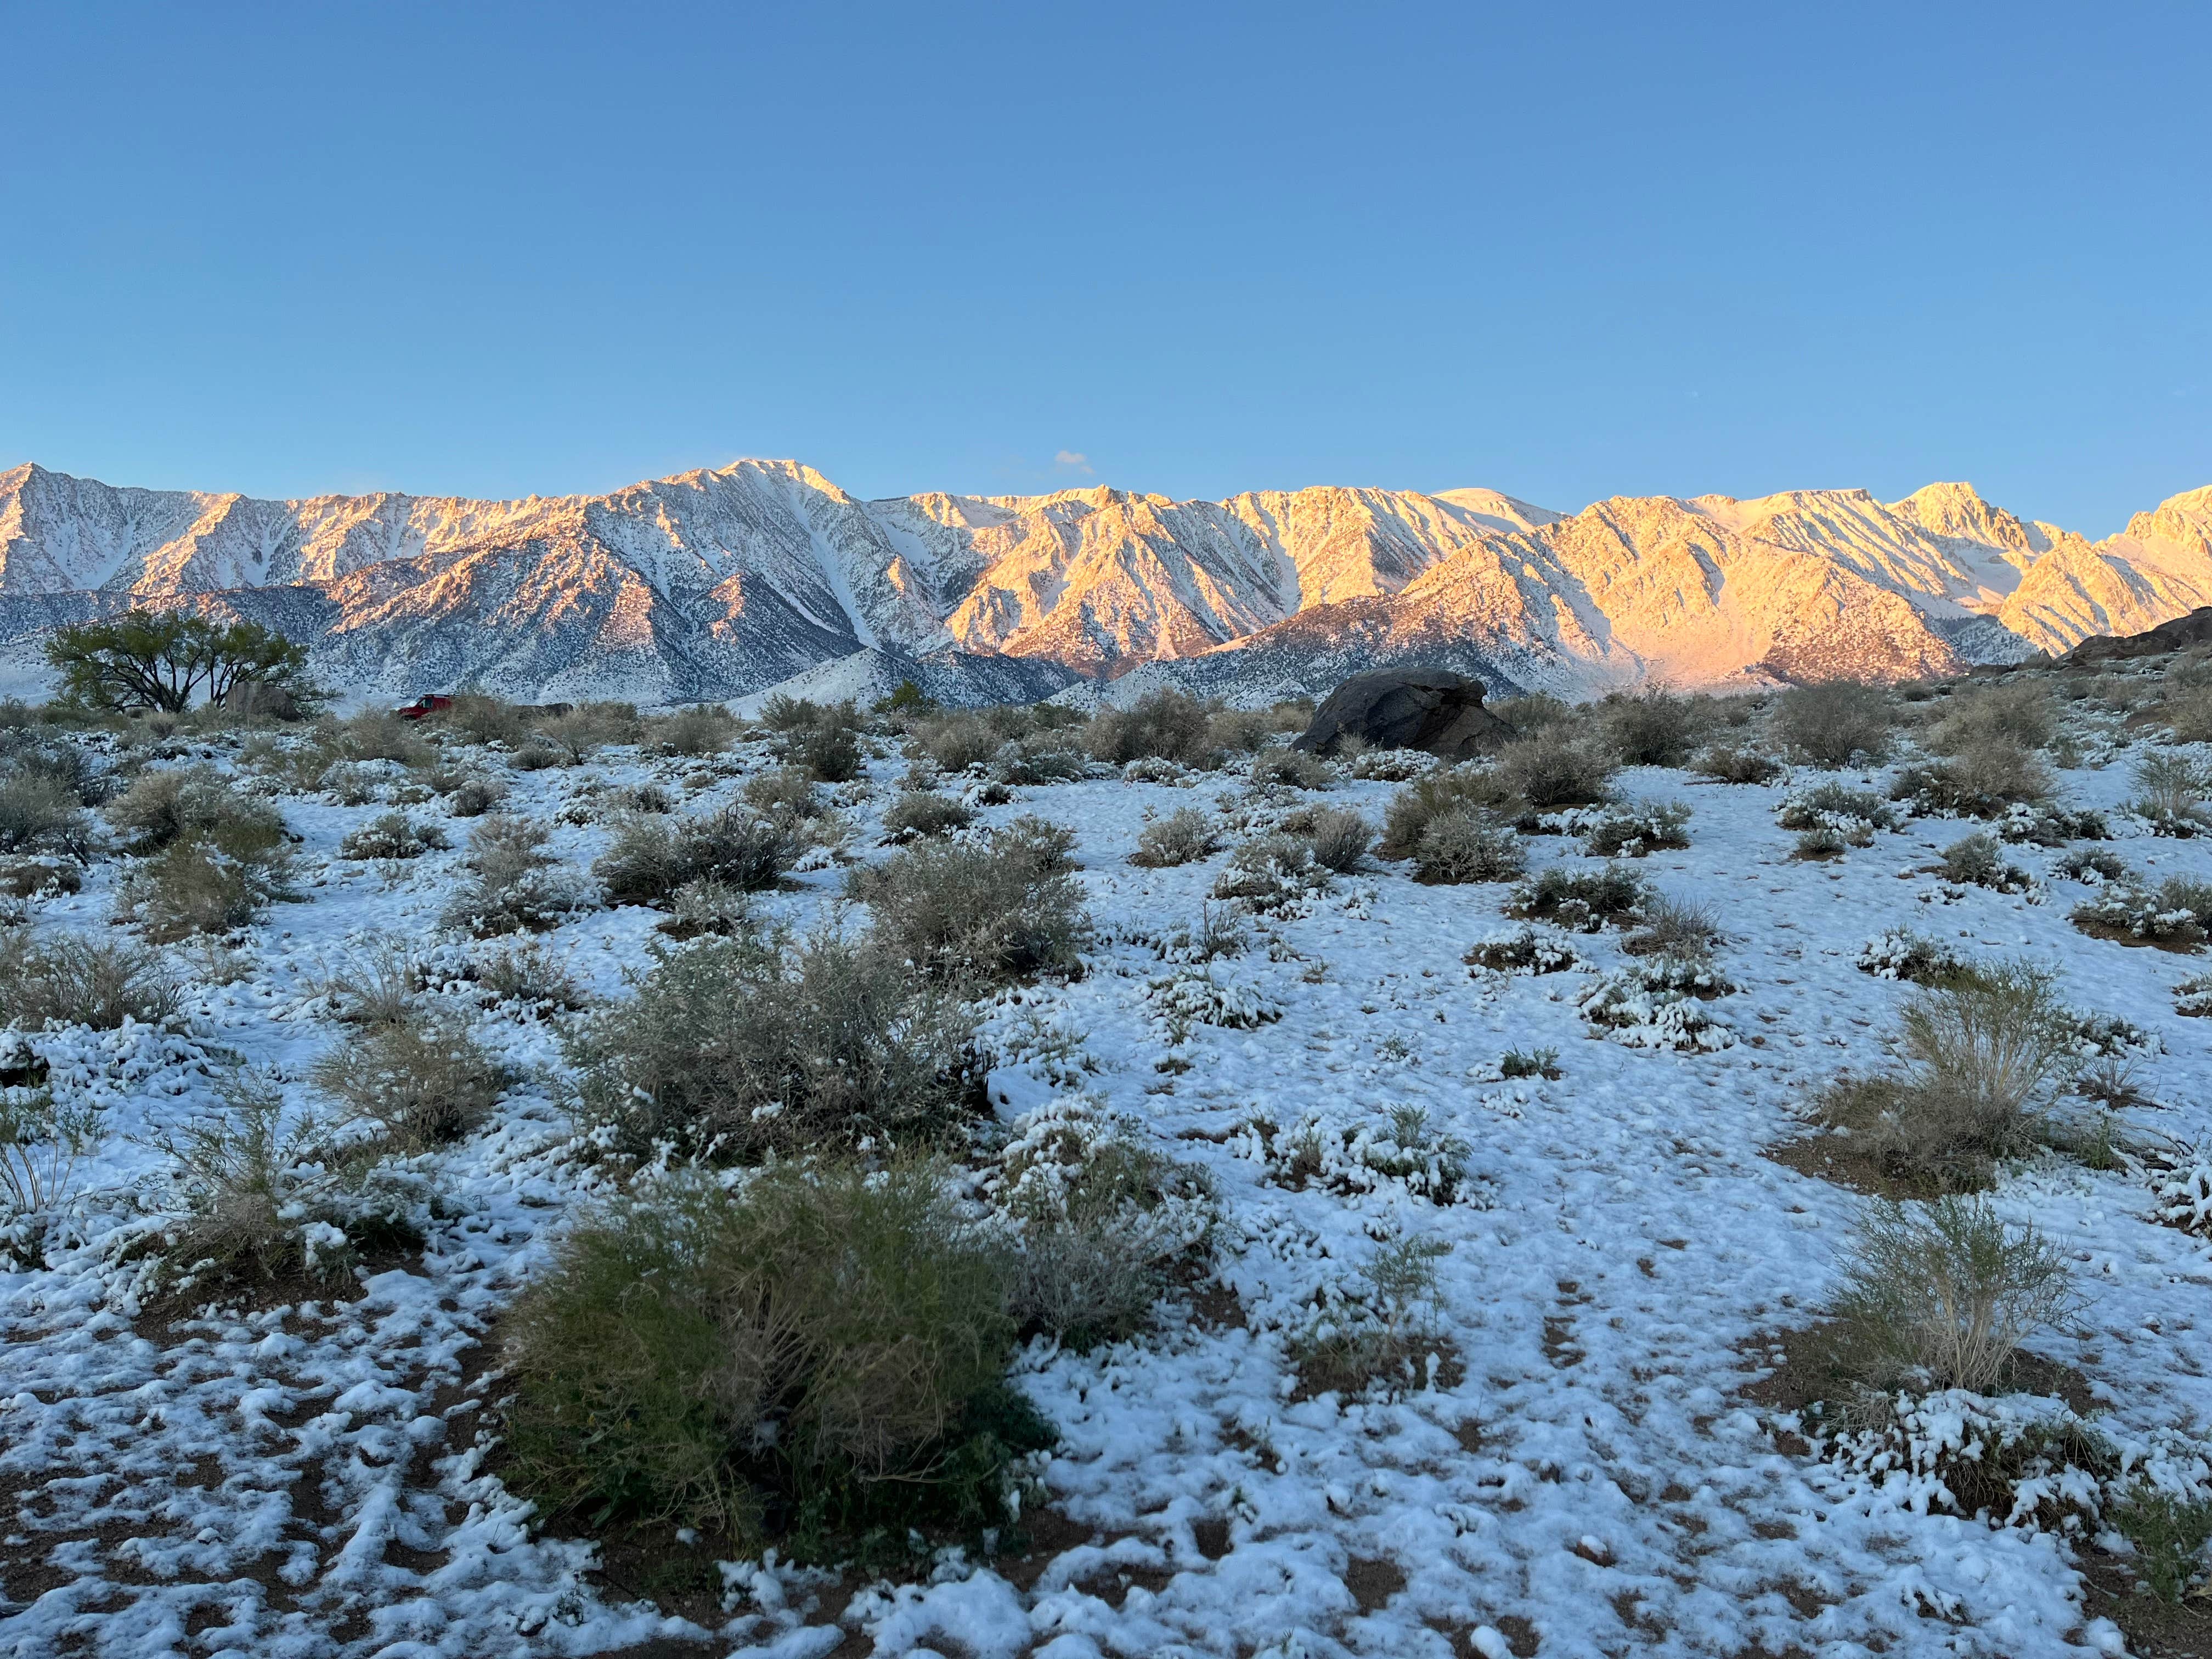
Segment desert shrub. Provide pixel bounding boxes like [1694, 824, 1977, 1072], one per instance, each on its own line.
[1147, 905, 1248, 966]
[882, 791, 976, 843]
[1600, 690, 1707, 766]
[1816, 964, 2080, 1189]
[2056, 846, 2130, 885]
[1288, 805, 1373, 874]
[654, 703, 739, 756]
[572, 932, 978, 1165]
[1489, 693, 1571, 736]
[1794, 822, 1851, 859]
[847, 831, 1088, 985]
[540, 702, 645, 763]
[441, 692, 527, 746]
[1926, 684, 2056, 756]
[596, 808, 800, 907]
[913, 712, 1002, 775]
[1940, 832, 2033, 893]
[1775, 782, 1897, 840]
[143, 1071, 423, 1299]
[1378, 766, 1515, 857]
[470, 940, 590, 1013]
[2129, 751, 2212, 836]
[1499, 1046, 1561, 1080]
[1412, 808, 1523, 884]
[756, 693, 823, 733]
[1893, 740, 2052, 817]
[2109, 1488, 2212, 1602]
[658, 877, 758, 942]
[1826, 1197, 2080, 1395]
[121, 817, 294, 942]
[307, 1016, 509, 1149]
[0, 773, 89, 859]
[0, 934, 179, 1030]
[993, 732, 1088, 785]
[1130, 807, 1221, 868]
[995, 1098, 1216, 1352]
[501, 1164, 1047, 1550]
[0, 1084, 103, 1233]
[106, 765, 284, 852]
[440, 815, 586, 936]
[1288, 1237, 1454, 1399]
[1624, 894, 1721, 960]
[1691, 741, 1785, 785]
[333, 710, 433, 768]
[1464, 925, 1578, 975]
[446, 775, 507, 818]
[1085, 690, 1214, 768]
[2161, 684, 2212, 744]
[1209, 832, 1331, 912]
[743, 766, 824, 819]
[1575, 956, 1736, 1050]
[794, 721, 862, 783]
[1579, 800, 1690, 856]
[339, 811, 450, 861]
[0, 856, 81, 900]
[1778, 680, 1892, 766]
[1204, 707, 1275, 754]
[1857, 928, 1971, 986]
[1248, 746, 1333, 790]
[2072, 883, 2212, 949]
[1506, 864, 1650, 930]
[318, 936, 423, 1028]
[1493, 731, 1616, 808]
[510, 740, 562, 772]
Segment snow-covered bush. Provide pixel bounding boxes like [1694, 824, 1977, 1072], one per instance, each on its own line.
[2128, 751, 2212, 837]
[0, 933, 179, 1030]
[1893, 738, 2052, 819]
[1939, 832, 2034, 893]
[2070, 880, 2212, 949]
[339, 810, 450, 860]
[1623, 894, 1722, 960]
[1280, 804, 1372, 873]
[445, 774, 507, 817]
[1249, 747, 1333, 790]
[1777, 680, 1891, 767]
[1379, 766, 1513, 857]
[501, 1163, 1049, 1549]
[1238, 1103, 1473, 1205]
[1288, 1236, 1456, 1400]
[568, 932, 979, 1167]
[992, 1097, 1217, 1352]
[1131, 806, 1221, 867]
[1412, 808, 1523, 884]
[0, 1081, 101, 1245]
[848, 821, 1090, 985]
[1690, 741, 1784, 785]
[650, 702, 740, 757]
[1211, 831, 1333, 914]
[1463, 924, 1578, 975]
[441, 815, 590, 936]
[1857, 927, 1970, 986]
[881, 789, 976, 843]
[2152, 1155, 2212, 1234]
[1121, 754, 1194, 785]
[1820, 1391, 2117, 1534]
[1147, 966, 1283, 1034]
[1775, 781, 1896, 842]
[2177, 973, 2212, 1018]
[1578, 800, 1690, 857]
[1575, 956, 1735, 1050]
[1347, 748, 1432, 782]
[1990, 802, 2108, 846]
[1494, 730, 1616, 808]
[1085, 689, 1216, 769]
[2056, 845, 2129, 884]
[308, 1015, 510, 1150]
[1506, 864, 1650, 931]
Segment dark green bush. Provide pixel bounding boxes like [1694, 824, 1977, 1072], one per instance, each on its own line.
[847, 824, 1089, 985]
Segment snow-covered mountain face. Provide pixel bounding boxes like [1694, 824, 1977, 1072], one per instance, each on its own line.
[1, 458, 2207, 705]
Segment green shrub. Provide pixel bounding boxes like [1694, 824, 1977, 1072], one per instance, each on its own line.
[569, 931, 979, 1166]
[1130, 807, 1221, 868]
[1499, 1046, 1561, 1080]
[1249, 747, 1332, 789]
[0, 1083, 103, 1226]
[307, 1016, 509, 1149]
[2110, 1487, 2212, 1602]
[654, 703, 739, 756]
[0, 934, 179, 1030]
[1940, 832, 2032, 892]
[1379, 767, 1515, 858]
[1816, 964, 2079, 1189]
[501, 1163, 1048, 1549]
[1085, 690, 1214, 768]
[1827, 1197, 2080, 1394]
[439, 692, 528, 746]
[1777, 680, 1892, 766]
[1925, 683, 2055, 755]
[882, 791, 976, 843]
[596, 808, 800, 907]
[1506, 865, 1650, 930]
[795, 721, 862, 783]
[1600, 690, 1707, 766]
[339, 811, 451, 860]
[1210, 832, 1330, 911]
[1288, 1237, 1454, 1399]
[1690, 742, 1784, 785]
[0, 773, 89, 859]
[1493, 731, 1616, 808]
[439, 816, 585, 936]
[1412, 808, 1523, 884]
[847, 826, 1089, 986]
[1580, 800, 1690, 856]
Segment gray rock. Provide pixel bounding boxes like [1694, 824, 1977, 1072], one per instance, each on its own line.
[1291, 667, 1508, 761]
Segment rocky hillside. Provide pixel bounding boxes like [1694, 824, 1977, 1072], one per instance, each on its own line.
[2, 459, 2208, 704]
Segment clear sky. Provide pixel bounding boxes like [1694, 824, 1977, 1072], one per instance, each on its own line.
[1, 2, 2205, 535]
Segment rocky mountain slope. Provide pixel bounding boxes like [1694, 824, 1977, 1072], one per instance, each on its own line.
[2, 459, 2208, 704]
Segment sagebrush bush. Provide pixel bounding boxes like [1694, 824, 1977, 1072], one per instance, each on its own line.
[308, 1016, 509, 1149]
[847, 825, 1089, 985]
[1249, 747, 1332, 789]
[439, 815, 585, 936]
[882, 791, 976, 843]
[1289, 1237, 1454, 1400]
[1893, 738, 2052, 817]
[1379, 767, 1514, 858]
[654, 703, 739, 756]
[1489, 693, 1571, 736]
[1085, 690, 1214, 768]
[1690, 742, 1785, 785]
[1925, 682, 2055, 754]
[2129, 751, 2212, 835]
[0, 772, 89, 859]
[471, 939, 589, 1012]
[1600, 690, 1707, 766]
[1506, 864, 1649, 930]
[439, 692, 527, 746]
[1493, 731, 1616, 809]
[1130, 807, 1221, 868]
[742, 765, 825, 819]
[1777, 680, 1891, 766]
[339, 811, 451, 860]
[571, 930, 979, 1165]
[794, 721, 862, 783]
[1464, 924, 1578, 975]
[2109, 1487, 2212, 1602]
[1827, 1197, 2080, 1395]
[1940, 832, 2032, 892]
[1580, 800, 1690, 856]
[121, 807, 294, 942]
[996, 1099, 1216, 1352]
[1412, 808, 1523, 884]
[445, 775, 507, 818]
[1817, 964, 2079, 1189]
[913, 712, 1003, 775]
[1287, 805, 1372, 874]
[502, 1164, 1048, 1549]
[0, 933, 179, 1030]
[596, 808, 800, 907]
[107, 765, 285, 852]
[1623, 894, 1721, 960]
[1210, 832, 1330, 911]
[319, 935, 422, 1027]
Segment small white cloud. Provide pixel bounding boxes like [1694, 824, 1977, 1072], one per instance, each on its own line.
[1054, 450, 1095, 475]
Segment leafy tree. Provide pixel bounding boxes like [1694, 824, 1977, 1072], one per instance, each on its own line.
[45, 611, 313, 713]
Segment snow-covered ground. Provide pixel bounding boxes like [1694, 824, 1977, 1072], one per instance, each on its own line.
[4, 687, 2211, 1658]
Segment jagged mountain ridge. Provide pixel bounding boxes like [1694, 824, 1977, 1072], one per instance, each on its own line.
[1, 459, 2208, 704]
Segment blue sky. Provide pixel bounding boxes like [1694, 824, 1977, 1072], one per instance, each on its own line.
[1, 2, 2205, 534]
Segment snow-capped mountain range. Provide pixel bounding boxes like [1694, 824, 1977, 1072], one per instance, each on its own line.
[2, 459, 2208, 706]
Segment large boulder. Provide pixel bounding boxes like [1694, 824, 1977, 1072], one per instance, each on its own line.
[1291, 668, 1508, 761]
[2067, 606, 2212, 665]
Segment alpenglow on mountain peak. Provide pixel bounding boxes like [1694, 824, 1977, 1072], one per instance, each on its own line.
[0, 458, 2207, 707]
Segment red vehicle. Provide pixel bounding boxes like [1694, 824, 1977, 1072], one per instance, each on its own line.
[393, 694, 453, 721]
